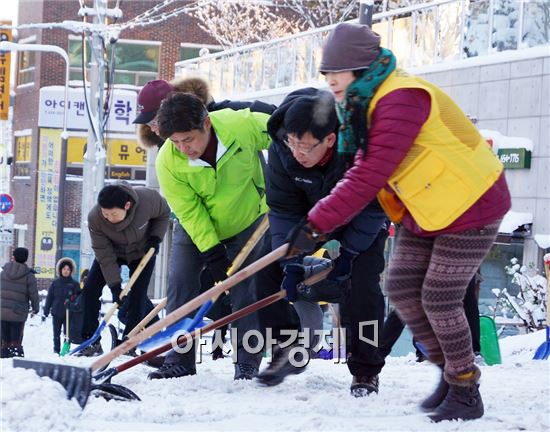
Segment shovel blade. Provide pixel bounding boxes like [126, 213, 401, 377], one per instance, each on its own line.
[13, 359, 92, 408]
[90, 383, 141, 402]
[60, 341, 71, 357]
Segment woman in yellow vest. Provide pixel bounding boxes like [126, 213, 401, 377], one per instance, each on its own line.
[286, 23, 511, 422]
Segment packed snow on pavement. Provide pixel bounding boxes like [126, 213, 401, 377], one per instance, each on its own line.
[1, 315, 549, 432]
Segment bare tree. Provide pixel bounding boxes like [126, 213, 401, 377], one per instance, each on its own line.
[278, 0, 359, 28]
[190, 0, 303, 48]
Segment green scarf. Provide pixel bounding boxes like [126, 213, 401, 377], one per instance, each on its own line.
[335, 48, 396, 165]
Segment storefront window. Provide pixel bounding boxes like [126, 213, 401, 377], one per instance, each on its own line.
[13, 135, 31, 177]
[479, 241, 524, 314]
[69, 39, 159, 86]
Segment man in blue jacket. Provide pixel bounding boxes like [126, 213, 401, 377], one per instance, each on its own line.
[256, 89, 389, 396]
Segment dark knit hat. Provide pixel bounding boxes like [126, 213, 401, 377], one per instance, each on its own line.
[13, 247, 29, 263]
[134, 79, 175, 124]
[319, 23, 381, 73]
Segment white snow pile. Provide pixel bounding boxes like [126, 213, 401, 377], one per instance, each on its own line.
[498, 210, 533, 234]
[479, 130, 534, 152]
[1, 316, 549, 432]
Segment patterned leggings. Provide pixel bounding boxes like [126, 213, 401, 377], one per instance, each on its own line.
[385, 221, 500, 378]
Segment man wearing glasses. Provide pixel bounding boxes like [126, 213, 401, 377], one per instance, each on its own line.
[255, 88, 389, 397]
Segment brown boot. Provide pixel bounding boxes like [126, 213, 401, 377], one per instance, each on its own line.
[429, 367, 483, 422]
[420, 365, 449, 412]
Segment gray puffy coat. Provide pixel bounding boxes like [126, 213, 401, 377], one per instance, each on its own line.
[1, 261, 39, 322]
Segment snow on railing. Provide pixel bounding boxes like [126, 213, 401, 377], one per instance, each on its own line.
[174, 0, 550, 98]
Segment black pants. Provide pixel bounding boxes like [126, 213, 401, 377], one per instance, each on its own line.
[0, 320, 24, 346]
[81, 256, 159, 340]
[256, 229, 388, 377]
[339, 230, 387, 377]
[380, 275, 481, 357]
[52, 315, 66, 353]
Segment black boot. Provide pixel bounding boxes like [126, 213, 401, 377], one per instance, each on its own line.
[234, 363, 258, 380]
[10, 345, 24, 358]
[147, 363, 196, 380]
[429, 372, 484, 422]
[256, 343, 308, 387]
[350, 375, 379, 397]
[74, 340, 104, 357]
[1, 347, 11, 358]
[420, 366, 449, 412]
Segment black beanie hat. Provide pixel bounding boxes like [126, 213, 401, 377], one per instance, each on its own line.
[319, 23, 381, 73]
[13, 247, 29, 263]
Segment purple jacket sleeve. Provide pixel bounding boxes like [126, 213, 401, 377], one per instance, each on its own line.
[308, 88, 431, 233]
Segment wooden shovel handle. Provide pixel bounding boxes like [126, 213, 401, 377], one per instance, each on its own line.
[91, 243, 288, 372]
[227, 214, 269, 277]
[126, 297, 167, 338]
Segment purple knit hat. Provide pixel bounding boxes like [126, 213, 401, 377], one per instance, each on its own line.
[319, 23, 381, 73]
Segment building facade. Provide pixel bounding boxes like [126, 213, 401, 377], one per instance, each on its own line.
[11, 0, 220, 287]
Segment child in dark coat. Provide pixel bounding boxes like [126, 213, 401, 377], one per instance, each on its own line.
[44, 258, 80, 354]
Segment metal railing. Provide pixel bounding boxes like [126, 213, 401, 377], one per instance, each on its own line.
[175, 0, 550, 98]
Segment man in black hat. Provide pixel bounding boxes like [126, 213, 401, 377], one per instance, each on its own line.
[255, 88, 389, 396]
[0, 248, 39, 358]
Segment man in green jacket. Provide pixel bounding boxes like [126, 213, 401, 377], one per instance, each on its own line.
[152, 92, 270, 380]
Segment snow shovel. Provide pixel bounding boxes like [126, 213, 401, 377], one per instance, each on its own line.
[12, 243, 288, 409]
[137, 214, 269, 352]
[479, 315, 502, 365]
[60, 308, 71, 357]
[93, 266, 332, 386]
[69, 248, 155, 356]
[533, 257, 550, 360]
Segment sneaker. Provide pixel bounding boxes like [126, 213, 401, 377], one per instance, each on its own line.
[350, 375, 379, 397]
[234, 363, 258, 380]
[147, 363, 196, 380]
[75, 340, 104, 357]
[256, 344, 307, 387]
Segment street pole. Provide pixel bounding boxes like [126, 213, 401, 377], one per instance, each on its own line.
[78, 0, 109, 273]
[359, 0, 375, 27]
[0, 41, 70, 265]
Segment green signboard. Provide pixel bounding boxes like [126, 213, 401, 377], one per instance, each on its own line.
[497, 148, 531, 169]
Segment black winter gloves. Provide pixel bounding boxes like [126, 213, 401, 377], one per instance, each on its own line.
[286, 218, 327, 257]
[281, 263, 305, 302]
[201, 243, 231, 283]
[327, 247, 358, 282]
[145, 236, 162, 255]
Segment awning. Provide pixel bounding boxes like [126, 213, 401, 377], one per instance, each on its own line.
[534, 234, 550, 249]
[498, 210, 533, 234]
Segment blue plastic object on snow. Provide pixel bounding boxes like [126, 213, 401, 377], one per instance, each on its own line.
[138, 299, 212, 352]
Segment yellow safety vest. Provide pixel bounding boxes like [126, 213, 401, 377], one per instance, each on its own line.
[369, 70, 503, 231]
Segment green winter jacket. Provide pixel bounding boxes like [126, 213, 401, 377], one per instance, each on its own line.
[156, 108, 271, 252]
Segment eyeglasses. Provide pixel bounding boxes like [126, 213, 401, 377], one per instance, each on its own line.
[283, 137, 324, 154]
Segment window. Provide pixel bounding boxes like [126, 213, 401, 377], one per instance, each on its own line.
[180, 43, 223, 61]
[68, 38, 160, 86]
[13, 135, 31, 177]
[17, 38, 36, 86]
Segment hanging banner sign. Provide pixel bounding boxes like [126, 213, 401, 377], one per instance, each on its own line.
[38, 86, 137, 133]
[0, 20, 12, 121]
[34, 128, 61, 279]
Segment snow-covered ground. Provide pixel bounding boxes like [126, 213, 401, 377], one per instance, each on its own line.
[1, 316, 549, 432]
